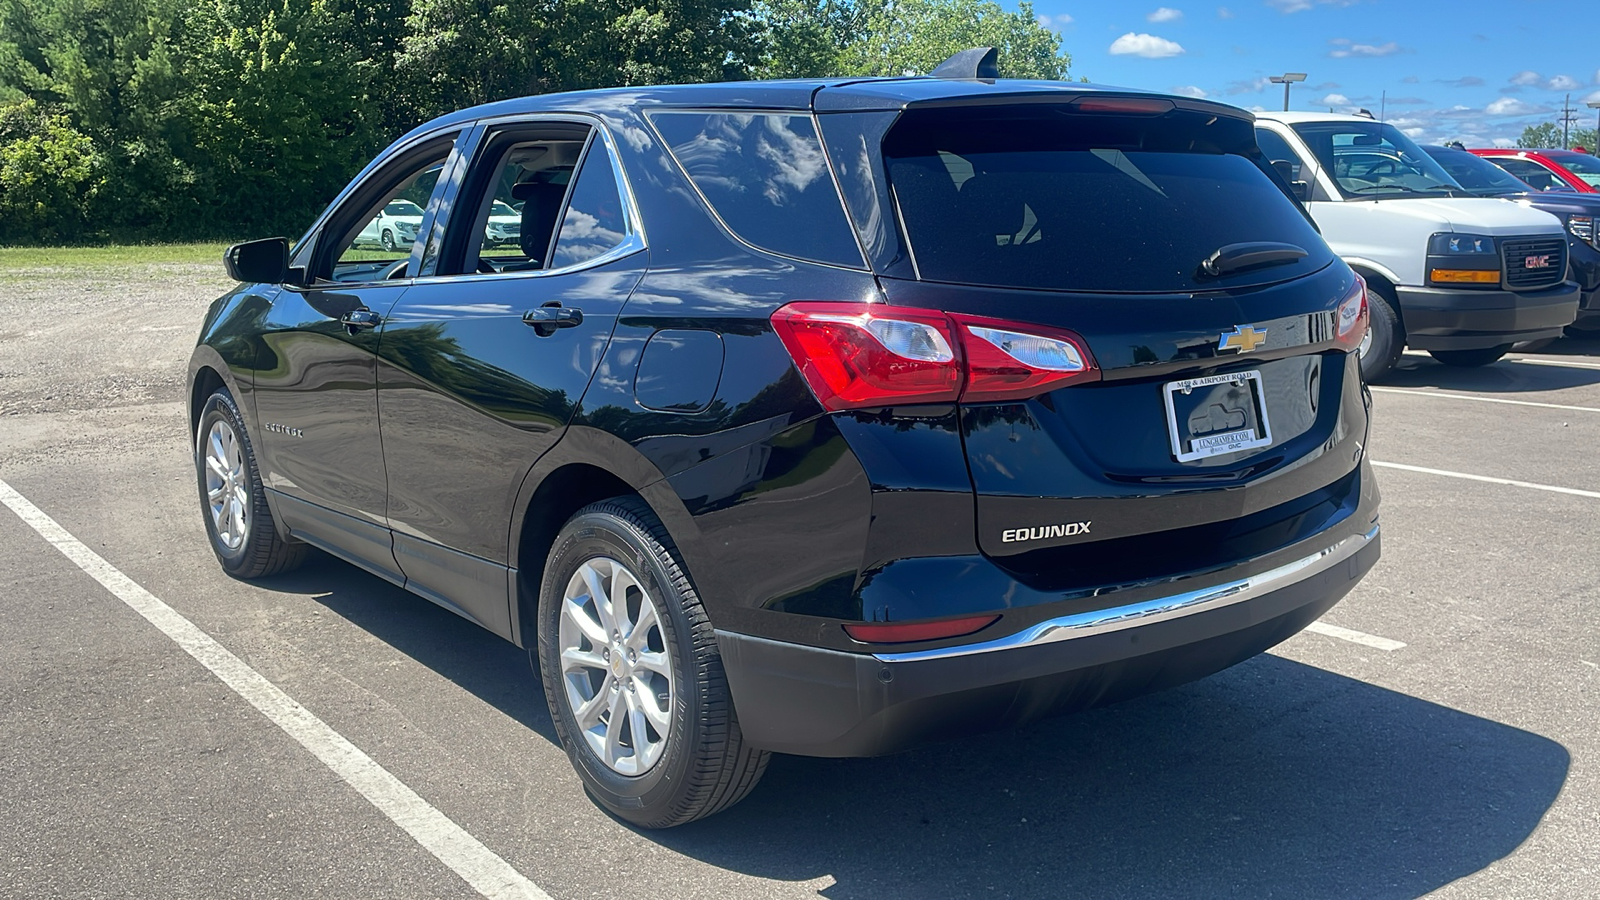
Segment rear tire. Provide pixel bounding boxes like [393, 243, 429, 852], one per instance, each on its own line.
[1358, 285, 1403, 382]
[1429, 344, 1512, 367]
[195, 389, 306, 579]
[536, 496, 768, 828]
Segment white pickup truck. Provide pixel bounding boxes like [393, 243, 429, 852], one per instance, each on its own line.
[1254, 112, 1579, 379]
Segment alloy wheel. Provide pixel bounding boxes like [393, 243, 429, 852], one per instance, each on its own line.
[557, 556, 675, 776]
[203, 419, 249, 550]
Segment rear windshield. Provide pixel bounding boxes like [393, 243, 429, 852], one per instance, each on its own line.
[883, 104, 1332, 293]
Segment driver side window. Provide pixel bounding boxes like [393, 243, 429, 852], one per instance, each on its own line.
[324, 152, 450, 284]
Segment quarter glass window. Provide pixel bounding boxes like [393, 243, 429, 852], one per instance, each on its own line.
[549, 144, 630, 269]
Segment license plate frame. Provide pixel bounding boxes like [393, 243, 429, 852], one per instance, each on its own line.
[1162, 370, 1273, 462]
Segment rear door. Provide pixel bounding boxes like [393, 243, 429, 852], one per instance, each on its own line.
[824, 98, 1367, 584]
[374, 120, 646, 637]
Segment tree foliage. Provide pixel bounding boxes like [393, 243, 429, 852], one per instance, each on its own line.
[0, 0, 1070, 245]
[1517, 121, 1599, 151]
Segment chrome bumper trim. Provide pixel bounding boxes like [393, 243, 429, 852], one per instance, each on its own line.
[873, 524, 1379, 664]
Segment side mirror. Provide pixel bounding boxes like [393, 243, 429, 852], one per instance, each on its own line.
[223, 237, 290, 284]
[1289, 180, 1311, 202]
[1270, 160, 1312, 203]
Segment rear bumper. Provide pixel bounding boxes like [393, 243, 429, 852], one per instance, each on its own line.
[1396, 281, 1579, 350]
[719, 524, 1380, 757]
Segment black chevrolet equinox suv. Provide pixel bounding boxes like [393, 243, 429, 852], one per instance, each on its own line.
[190, 51, 1381, 827]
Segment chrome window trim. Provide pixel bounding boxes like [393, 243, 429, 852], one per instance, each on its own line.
[873, 524, 1379, 664]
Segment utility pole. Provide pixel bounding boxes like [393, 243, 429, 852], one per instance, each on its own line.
[1558, 93, 1579, 148]
[1269, 73, 1307, 111]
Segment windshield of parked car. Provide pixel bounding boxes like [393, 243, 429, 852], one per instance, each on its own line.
[882, 104, 1332, 293]
[1549, 151, 1600, 187]
[1292, 121, 1463, 199]
[1423, 146, 1529, 197]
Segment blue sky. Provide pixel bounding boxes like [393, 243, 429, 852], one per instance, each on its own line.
[1027, 0, 1600, 147]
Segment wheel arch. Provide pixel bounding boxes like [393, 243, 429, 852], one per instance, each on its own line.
[507, 425, 701, 648]
[187, 345, 250, 440]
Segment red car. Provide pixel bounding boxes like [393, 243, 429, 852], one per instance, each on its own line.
[1469, 148, 1600, 194]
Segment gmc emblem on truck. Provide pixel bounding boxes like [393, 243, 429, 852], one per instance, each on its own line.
[1525, 254, 1552, 269]
[1002, 522, 1092, 543]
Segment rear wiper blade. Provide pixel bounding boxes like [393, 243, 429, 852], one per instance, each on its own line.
[1199, 242, 1309, 278]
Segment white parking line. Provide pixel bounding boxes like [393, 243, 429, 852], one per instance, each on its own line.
[1303, 621, 1407, 651]
[1372, 460, 1600, 500]
[0, 478, 551, 900]
[1369, 387, 1600, 414]
[1509, 357, 1600, 371]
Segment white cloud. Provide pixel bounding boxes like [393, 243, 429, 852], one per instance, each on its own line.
[1148, 7, 1183, 21]
[1321, 93, 1351, 106]
[1509, 70, 1542, 87]
[1585, 89, 1600, 104]
[1172, 85, 1208, 98]
[1400, 127, 1425, 139]
[1486, 97, 1540, 116]
[1226, 76, 1271, 95]
[1266, 0, 1311, 11]
[1036, 13, 1073, 27]
[1491, 138, 1516, 148]
[1401, 75, 1419, 84]
[1548, 74, 1581, 91]
[1328, 39, 1402, 58]
[1217, 6, 1234, 17]
[1109, 32, 1186, 58]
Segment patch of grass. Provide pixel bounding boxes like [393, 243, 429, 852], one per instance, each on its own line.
[0, 242, 232, 271]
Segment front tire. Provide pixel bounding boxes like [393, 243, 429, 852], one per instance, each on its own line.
[1358, 285, 1404, 382]
[1429, 344, 1512, 367]
[536, 497, 768, 828]
[195, 389, 305, 579]
[381, 229, 396, 252]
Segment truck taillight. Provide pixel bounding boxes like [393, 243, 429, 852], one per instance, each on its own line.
[769, 303, 1101, 411]
[1334, 275, 1368, 353]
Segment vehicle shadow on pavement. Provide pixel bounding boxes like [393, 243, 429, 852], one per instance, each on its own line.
[654, 653, 1568, 900]
[1380, 335, 1600, 393]
[257, 551, 559, 744]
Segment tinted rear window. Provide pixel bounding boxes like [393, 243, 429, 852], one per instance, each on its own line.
[651, 111, 865, 268]
[883, 105, 1332, 293]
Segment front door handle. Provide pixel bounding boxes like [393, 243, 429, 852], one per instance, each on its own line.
[341, 308, 382, 332]
[523, 306, 583, 336]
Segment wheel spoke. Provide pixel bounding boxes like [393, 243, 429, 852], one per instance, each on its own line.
[561, 597, 608, 645]
[579, 564, 616, 634]
[628, 697, 652, 758]
[611, 567, 639, 637]
[207, 483, 227, 503]
[560, 646, 607, 673]
[626, 600, 659, 652]
[634, 650, 670, 677]
[571, 680, 610, 728]
[602, 690, 627, 764]
[633, 677, 671, 732]
[205, 454, 228, 479]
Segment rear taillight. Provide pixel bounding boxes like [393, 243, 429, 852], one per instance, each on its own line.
[1334, 274, 1368, 353]
[769, 302, 1101, 411]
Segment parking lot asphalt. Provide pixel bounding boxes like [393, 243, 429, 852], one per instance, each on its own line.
[2, 264, 1597, 899]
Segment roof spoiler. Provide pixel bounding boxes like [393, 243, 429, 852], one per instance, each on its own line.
[930, 47, 1000, 80]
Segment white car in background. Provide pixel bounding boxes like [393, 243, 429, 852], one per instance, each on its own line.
[484, 200, 521, 245]
[1254, 112, 1579, 379]
[357, 198, 425, 252]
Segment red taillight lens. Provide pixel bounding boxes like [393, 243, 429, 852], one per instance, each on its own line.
[951, 313, 1099, 402]
[842, 614, 1000, 644]
[769, 302, 1101, 411]
[1334, 274, 1368, 352]
[770, 303, 961, 410]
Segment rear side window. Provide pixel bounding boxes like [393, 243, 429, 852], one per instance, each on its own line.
[650, 111, 864, 268]
[883, 105, 1333, 293]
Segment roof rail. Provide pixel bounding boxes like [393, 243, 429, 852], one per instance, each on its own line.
[929, 47, 1000, 80]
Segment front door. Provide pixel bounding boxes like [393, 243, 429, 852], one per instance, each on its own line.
[252, 138, 459, 580]
[375, 123, 646, 636]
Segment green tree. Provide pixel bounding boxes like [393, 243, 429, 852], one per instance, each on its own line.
[1517, 121, 1599, 151]
[756, 0, 1069, 80]
[0, 99, 105, 242]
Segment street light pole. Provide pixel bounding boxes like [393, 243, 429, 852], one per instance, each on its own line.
[1269, 73, 1307, 112]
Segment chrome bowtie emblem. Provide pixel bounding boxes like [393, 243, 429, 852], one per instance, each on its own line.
[1218, 325, 1268, 354]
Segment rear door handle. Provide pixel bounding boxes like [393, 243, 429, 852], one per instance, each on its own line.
[340, 308, 382, 332]
[523, 306, 583, 336]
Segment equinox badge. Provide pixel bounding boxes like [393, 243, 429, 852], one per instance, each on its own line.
[1218, 325, 1268, 354]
